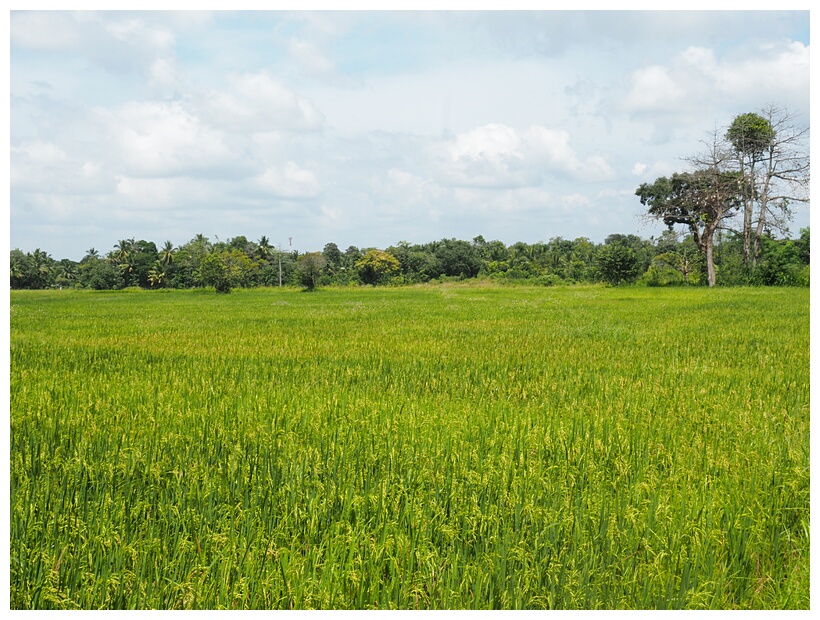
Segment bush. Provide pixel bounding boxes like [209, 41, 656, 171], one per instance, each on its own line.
[639, 265, 686, 287]
[533, 274, 562, 287]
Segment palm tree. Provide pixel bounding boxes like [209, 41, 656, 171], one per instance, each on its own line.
[112, 239, 131, 264]
[54, 259, 79, 288]
[119, 259, 135, 286]
[30, 249, 52, 289]
[147, 260, 166, 287]
[257, 236, 273, 262]
[10, 254, 26, 288]
[160, 240, 175, 265]
[86, 247, 99, 260]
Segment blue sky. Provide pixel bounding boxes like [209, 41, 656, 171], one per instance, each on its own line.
[8, 7, 812, 260]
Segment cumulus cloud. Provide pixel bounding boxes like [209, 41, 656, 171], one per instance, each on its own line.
[12, 11, 178, 78]
[680, 41, 809, 100]
[11, 140, 114, 195]
[369, 168, 444, 215]
[99, 101, 235, 178]
[622, 65, 685, 112]
[429, 123, 615, 188]
[200, 71, 324, 133]
[254, 162, 320, 199]
[623, 40, 809, 115]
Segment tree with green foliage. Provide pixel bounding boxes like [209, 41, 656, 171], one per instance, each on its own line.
[355, 249, 400, 285]
[257, 236, 273, 262]
[647, 232, 701, 285]
[322, 243, 343, 273]
[727, 106, 809, 269]
[198, 252, 231, 292]
[794, 227, 809, 265]
[160, 241, 175, 265]
[434, 238, 482, 279]
[727, 111, 775, 268]
[751, 234, 809, 286]
[197, 249, 254, 293]
[595, 242, 640, 286]
[29, 249, 55, 289]
[296, 252, 327, 290]
[637, 135, 744, 287]
[147, 260, 167, 288]
[55, 259, 79, 288]
[10, 249, 28, 289]
[79, 255, 122, 290]
[129, 240, 159, 288]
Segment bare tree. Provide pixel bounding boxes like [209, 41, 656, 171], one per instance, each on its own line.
[726, 105, 810, 268]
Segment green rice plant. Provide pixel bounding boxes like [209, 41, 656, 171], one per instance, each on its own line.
[10, 285, 809, 609]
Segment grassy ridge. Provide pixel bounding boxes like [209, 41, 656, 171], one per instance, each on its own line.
[9, 285, 810, 609]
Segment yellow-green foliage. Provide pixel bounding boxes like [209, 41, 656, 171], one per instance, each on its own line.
[10, 285, 809, 609]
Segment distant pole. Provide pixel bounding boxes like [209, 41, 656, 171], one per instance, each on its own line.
[278, 244, 282, 287]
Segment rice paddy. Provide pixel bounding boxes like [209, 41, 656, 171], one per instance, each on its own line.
[9, 284, 810, 609]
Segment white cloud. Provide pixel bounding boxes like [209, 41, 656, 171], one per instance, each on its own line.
[560, 193, 591, 208]
[11, 12, 82, 51]
[12, 11, 178, 77]
[482, 187, 555, 215]
[104, 17, 170, 48]
[100, 101, 235, 177]
[255, 162, 320, 199]
[201, 72, 324, 133]
[429, 124, 615, 188]
[13, 141, 69, 165]
[148, 57, 180, 91]
[370, 168, 444, 214]
[681, 41, 809, 101]
[622, 65, 685, 112]
[288, 38, 335, 75]
[623, 40, 809, 117]
[11, 141, 113, 195]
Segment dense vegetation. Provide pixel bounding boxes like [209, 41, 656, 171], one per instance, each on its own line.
[8, 226, 810, 292]
[10, 285, 809, 609]
[10, 107, 809, 292]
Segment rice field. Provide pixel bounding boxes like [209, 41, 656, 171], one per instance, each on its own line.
[9, 284, 810, 609]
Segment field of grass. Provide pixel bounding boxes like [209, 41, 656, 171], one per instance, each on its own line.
[9, 284, 810, 609]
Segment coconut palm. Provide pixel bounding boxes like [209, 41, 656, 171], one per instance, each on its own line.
[30, 249, 53, 288]
[147, 260, 166, 287]
[257, 236, 273, 262]
[112, 240, 131, 264]
[56, 259, 79, 283]
[160, 240, 175, 265]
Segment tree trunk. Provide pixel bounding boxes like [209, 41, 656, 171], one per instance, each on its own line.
[752, 149, 775, 267]
[740, 159, 754, 270]
[753, 208, 767, 267]
[704, 229, 716, 287]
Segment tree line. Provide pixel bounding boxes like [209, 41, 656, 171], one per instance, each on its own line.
[9, 227, 809, 292]
[10, 106, 809, 292]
